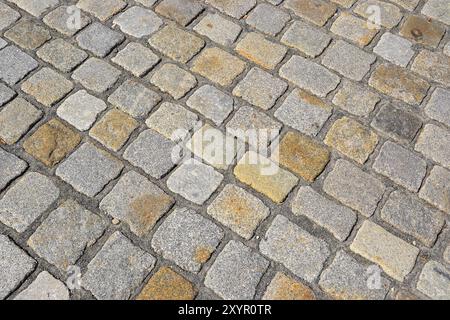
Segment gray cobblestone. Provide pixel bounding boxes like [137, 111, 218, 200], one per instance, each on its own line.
[76, 22, 124, 58]
[114, 6, 163, 38]
[419, 166, 450, 214]
[373, 33, 414, 67]
[424, 88, 450, 127]
[417, 261, 450, 300]
[246, 3, 290, 36]
[112, 43, 160, 77]
[206, 0, 256, 19]
[0, 46, 39, 85]
[0, 3, 20, 31]
[9, 0, 58, 17]
[150, 64, 197, 99]
[194, 13, 242, 46]
[0, 148, 27, 192]
[43, 5, 90, 36]
[0, 83, 15, 106]
[72, 58, 121, 93]
[415, 124, 450, 169]
[37, 39, 88, 73]
[155, 0, 204, 26]
[14, 271, 69, 300]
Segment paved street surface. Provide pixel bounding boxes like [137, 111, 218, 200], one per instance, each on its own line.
[0, 0, 449, 300]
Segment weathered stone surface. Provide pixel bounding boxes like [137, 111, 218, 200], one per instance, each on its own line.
[415, 124, 450, 169]
[56, 143, 123, 197]
[281, 20, 331, 57]
[284, 0, 337, 26]
[77, 0, 126, 22]
[27, 200, 107, 270]
[150, 63, 197, 99]
[234, 151, 298, 203]
[89, 109, 138, 152]
[113, 6, 163, 38]
[381, 190, 444, 247]
[82, 232, 155, 300]
[0, 46, 38, 85]
[330, 13, 378, 47]
[167, 159, 223, 205]
[319, 250, 390, 300]
[207, 184, 270, 240]
[332, 80, 380, 117]
[76, 22, 124, 58]
[0, 98, 42, 145]
[100, 171, 174, 237]
[425, 88, 450, 127]
[280, 55, 340, 97]
[350, 220, 419, 281]
[399, 15, 444, 48]
[0, 172, 59, 233]
[206, 0, 256, 19]
[23, 119, 81, 167]
[72, 58, 121, 93]
[15, 271, 69, 300]
[263, 272, 315, 300]
[137, 267, 196, 300]
[112, 43, 160, 77]
[205, 240, 269, 299]
[421, 0, 450, 25]
[0, 235, 36, 299]
[260, 215, 330, 282]
[292, 186, 357, 241]
[152, 207, 223, 272]
[419, 166, 450, 214]
[325, 117, 378, 164]
[155, 0, 204, 26]
[417, 261, 450, 300]
[37, 39, 88, 73]
[43, 5, 90, 36]
[373, 33, 414, 67]
[373, 141, 427, 192]
[0, 3, 20, 31]
[0, 83, 16, 106]
[369, 64, 429, 105]
[0, 149, 27, 192]
[388, 0, 419, 11]
[235, 32, 287, 70]
[233, 67, 287, 110]
[274, 131, 330, 181]
[8, 0, 58, 17]
[411, 50, 450, 86]
[246, 3, 290, 36]
[194, 13, 242, 46]
[323, 159, 385, 217]
[354, 0, 403, 28]
[5, 19, 51, 50]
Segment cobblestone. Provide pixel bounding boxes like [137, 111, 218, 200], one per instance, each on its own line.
[76, 22, 124, 58]
[0, 149, 27, 192]
[353, 0, 403, 29]
[37, 39, 88, 73]
[112, 43, 160, 77]
[194, 13, 242, 46]
[284, 0, 337, 26]
[332, 80, 380, 116]
[43, 5, 90, 36]
[0, 46, 39, 85]
[415, 124, 450, 169]
[416, 261, 450, 300]
[330, 13, 378, 47]
[0, 83, 15, 106]
[411, 50, 450, 86]
[246, 3, 290, 36]
[419, 166, 450, 214]
[150, 64, 197, 99]
[72, 58, 121, 93]
[77, 0, 126, 22]
[113, 6, 163, 38]
[0, 3, 20, 31]
[281, 21, 331, 58]
[263, 272, 315, 300]
[156, 0, 204, 26]
[425, 88, 450, 127]
[9, 0, 59, 17]
[399, 15, 444, 48]
[5, 19, 51, 50]
[14, 271, 69, 300]
[373, 33, 415, 67]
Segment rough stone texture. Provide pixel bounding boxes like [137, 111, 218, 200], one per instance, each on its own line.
[0, 172, 59, 233]
[354, 0, 403, 28]
[0, 149, 27, 192]
[207, 184, 270, 240]
[0, 235, 36, 299]
[167, 159, 223, 205]
[112, 43, 160, 77]
[419, 166, 450, 214]
[5, 19, 51, 50]
[0, 83, 16, 106]
[332, 80, 380, 117]
[43, 5, 90, 36]
[8, 0, 58, 17]
[369, 63, 429, 106]
[137, 267, 196, 300]
[235, 32, 287, 70]
[263, 272, 315, 300]
[319, 250, 390, 300]
[14, 271, 69, 300]
[27, 200, 107, 270]
[399, 15, 444, 48]
[350, 221, 419, 281]
[444, 246, 450, 264]
[246, 3, 290, 36]
[108, 80, 161, 118]
[276, 88, 333, 136]
[57, 90, 107, 131]
[76, 22, 124, 58]
[0, 3, 20, 31]
[113, 6, 163, 38]
[371, 104, 422, 143]
[381, 190, 444, 247]
[415, 124, 450, 169]
[191, 47, 246, 86]
[279, 55, 340, 97]
[100, 171, 174, 237]
[234, 151, 298, 203]
[260, 215, 330, 282]
[77, 0, 126, 22]
[322, 40, 376, 81]
[205, 240, 269, 300]
[0, 46, 39, 85]
[292, 186, 357, 241]
[186, 85, 234, 125]
[274, 131, 330, 181]
[0, 98, 42, 145]
[284, 0, 337, 26]
[206, 0, 256, 19]
[23, 119, 81, 167]
[56, 143, 124, 197]
[152, 207, 223, 272]
[37, 39, 88, 73]
[82, 232, 156, 300]
[233, 67, 287, 110]
[89, 109, 138, 152]
[149, 24, 204, 63]
[155, 0, 204, 26]
[425, 88, 450, 127]
[388, 0, 419, 11]
[72, 58, 121, 93]
[145, 102, 198, 141]
[325, 117, 378, 164]
[194, 13, 242, 46]
[330, 13, 378, 47]
[323, 159, 385, 217]
[411, 50, 450, 86]
[150, 64, 197, 99]
[421, 0, 450, 25]
[123, 130, 176, 178]
[416, 261, 450, 300]
[281, 20, 331, 58]
[373, 33, 415, 67]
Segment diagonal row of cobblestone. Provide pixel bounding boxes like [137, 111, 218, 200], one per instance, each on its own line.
[0, 0, 449, 300]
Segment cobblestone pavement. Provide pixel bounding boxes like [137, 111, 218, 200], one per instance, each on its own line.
[0, 0, 449, 300]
